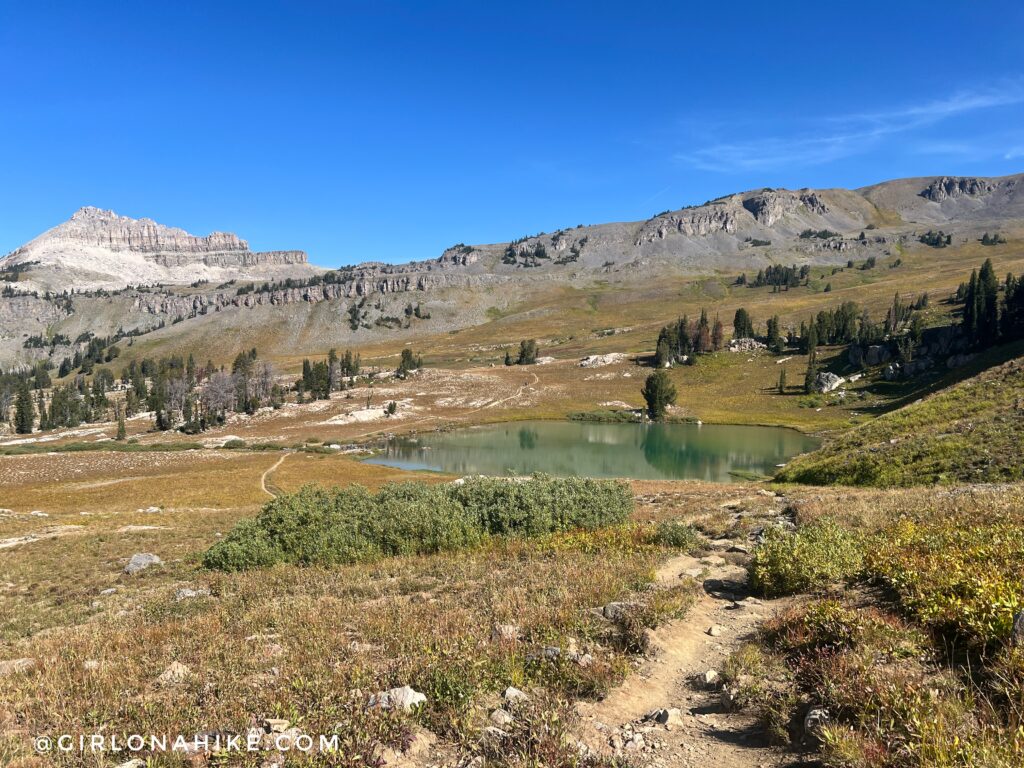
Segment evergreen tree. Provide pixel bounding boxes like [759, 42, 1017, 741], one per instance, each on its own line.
[803, 346, 818, 395]
[641, 369, 677, 421]
[13, 381, 34, 434]
[116, 405, 126, 441]
[777, 368, 787, 394]
[654, 337, 672, 368]
[711, 316, 724, 351]
[504, 350, 513, 366]
[732, 308, 754, 339]
[516, 339, 538, 365]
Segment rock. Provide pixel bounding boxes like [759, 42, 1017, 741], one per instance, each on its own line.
[369, 685, 426, 712]
[156, 661, 191, 686]
[0, 657, 36, 677]
[579, 353, 626, 368]
[865, 345, 891, 366]
[490, 708, 514, 726]
[702, 669, 721, 687]
[263, 718, 290, 733]
[813, 371, 845, 393]
[116, 760, 146, 768]
[727, 544, 750, 554]
[99, 587, 117, 595]
[707, 625, 725, 637]
[483, 726, 510, 741]
[124, 552, 162, 575]
[883, 362, 901, 381]
[1011, 611, 1024, 647]
[174, 587, 211, 601]
[699, 555, 726, 567]
[645, 707, 683, 727]
[29, 510, 49, 517]
[503, 686, 529, 704]
[83, 659, 101, 671]
[602, 602, 637, 621]
[804, 706, 830, 739]
[491, 624, 521, 642]
[728, 337, 767, 353]
[622, 732, 646, 751]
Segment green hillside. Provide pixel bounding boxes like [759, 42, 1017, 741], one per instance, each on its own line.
[777, 347, 1024, 487]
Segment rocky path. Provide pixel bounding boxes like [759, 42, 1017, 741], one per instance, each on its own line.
[575, 552, 790, 767]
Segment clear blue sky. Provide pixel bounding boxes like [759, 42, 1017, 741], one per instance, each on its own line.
[2, 1, 1023, 267]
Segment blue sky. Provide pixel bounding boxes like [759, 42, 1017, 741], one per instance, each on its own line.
[2, 1, 1023, 267]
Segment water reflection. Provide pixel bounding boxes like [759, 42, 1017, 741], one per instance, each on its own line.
[365, 420, 819, 482]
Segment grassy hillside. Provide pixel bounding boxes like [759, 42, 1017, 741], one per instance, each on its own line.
[776, 344, 1024, 486]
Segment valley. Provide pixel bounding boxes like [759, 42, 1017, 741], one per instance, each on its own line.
[2, 172, 1024, 768]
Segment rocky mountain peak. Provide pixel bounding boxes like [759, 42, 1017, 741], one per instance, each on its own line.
[920, 177, 996, 202]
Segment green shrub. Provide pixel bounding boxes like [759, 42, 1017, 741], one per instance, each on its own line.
[222, 438, 247, 449]
[651, 520, 702, 552]
[204, 475, 633, 571]
[748, 518, 864, 598]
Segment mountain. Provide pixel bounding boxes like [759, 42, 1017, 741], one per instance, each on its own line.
[0, 206, 321, 292]
[1, 172, 1021, 370]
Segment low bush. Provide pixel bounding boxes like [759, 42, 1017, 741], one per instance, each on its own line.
[748, 518, 864, 598]
[204, 475, 633, 571]
[651, 520, 703, 552]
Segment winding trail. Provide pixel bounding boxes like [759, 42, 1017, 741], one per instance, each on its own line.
[576, 553, 791, 767]
[260, 453, 289, 497]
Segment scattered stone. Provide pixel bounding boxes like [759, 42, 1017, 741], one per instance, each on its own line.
[1012, 611, 1024, 647]
[174, 587, 211, 602]
[156, 661, 191, 686]
[804, 706, 830, 739]
[83, 659, 101, 671]
[503, 686, 529, 704]
[707, 625, 725, 637]
[29, 510, 49, 517]
[699, 555, 726, 567]
[727, 544, 750, 554]
[490, 708, 514, 727]
[116, 760, 146, 768]
[491, 624, 521, 642]
[602, 602, 636, 621]
[263, 718, 290, 733]
[702, 669, 721, 687]
[99, 587, 117, 596]
[814, 371, 845, 393]
[369, 685, 426, 711]
[644, 707, 683, 727]
[622, 733, 646, 751]
[0, 657, 36, 677]
[124, 552, 162, 575]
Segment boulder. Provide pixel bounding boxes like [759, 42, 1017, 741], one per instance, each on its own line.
[124, 552, 162, 575]
[369, 685, 426, 712]
[707, 625, 725, 637]
[865, 345, 891, 366]
[883, 362, 901, 381]
[644, 707, 683, 727]
[490, 708, 515, 727]
[503, 686, 530, 704]
[601, 602, 637, 621]
[813, 371, 845, 393]
[491, 624, 521, 642]
[156, 661, 191, 686]
[804, 706, 830, 739]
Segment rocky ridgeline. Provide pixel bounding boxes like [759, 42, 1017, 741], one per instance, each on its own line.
[133, 269, 490, 320]
[919, 176, 999, 202]
[1, 206, 311, 276]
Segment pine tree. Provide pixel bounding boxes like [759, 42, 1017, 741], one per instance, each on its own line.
[641, 370, 677, 421]
[14, 381, 34, 434]
[803, 346, 818, 395]
[116, 405, 127, 441]
[778, 368, 787, 394]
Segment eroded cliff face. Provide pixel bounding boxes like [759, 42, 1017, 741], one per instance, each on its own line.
[0, 207, 316, 291]
[920, 177, 998, 202]
[53, 206, 252, 254]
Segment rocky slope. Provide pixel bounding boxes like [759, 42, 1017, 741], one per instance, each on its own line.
[0, 206, 320, 292]
[1, 172, 1021, 369]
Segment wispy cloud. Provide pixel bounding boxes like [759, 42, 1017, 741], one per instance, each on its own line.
[678, 82, 1024, 173]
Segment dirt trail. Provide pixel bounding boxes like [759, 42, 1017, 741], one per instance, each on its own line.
[576, 553, 790, 767]
[260, 453, 288, 497]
